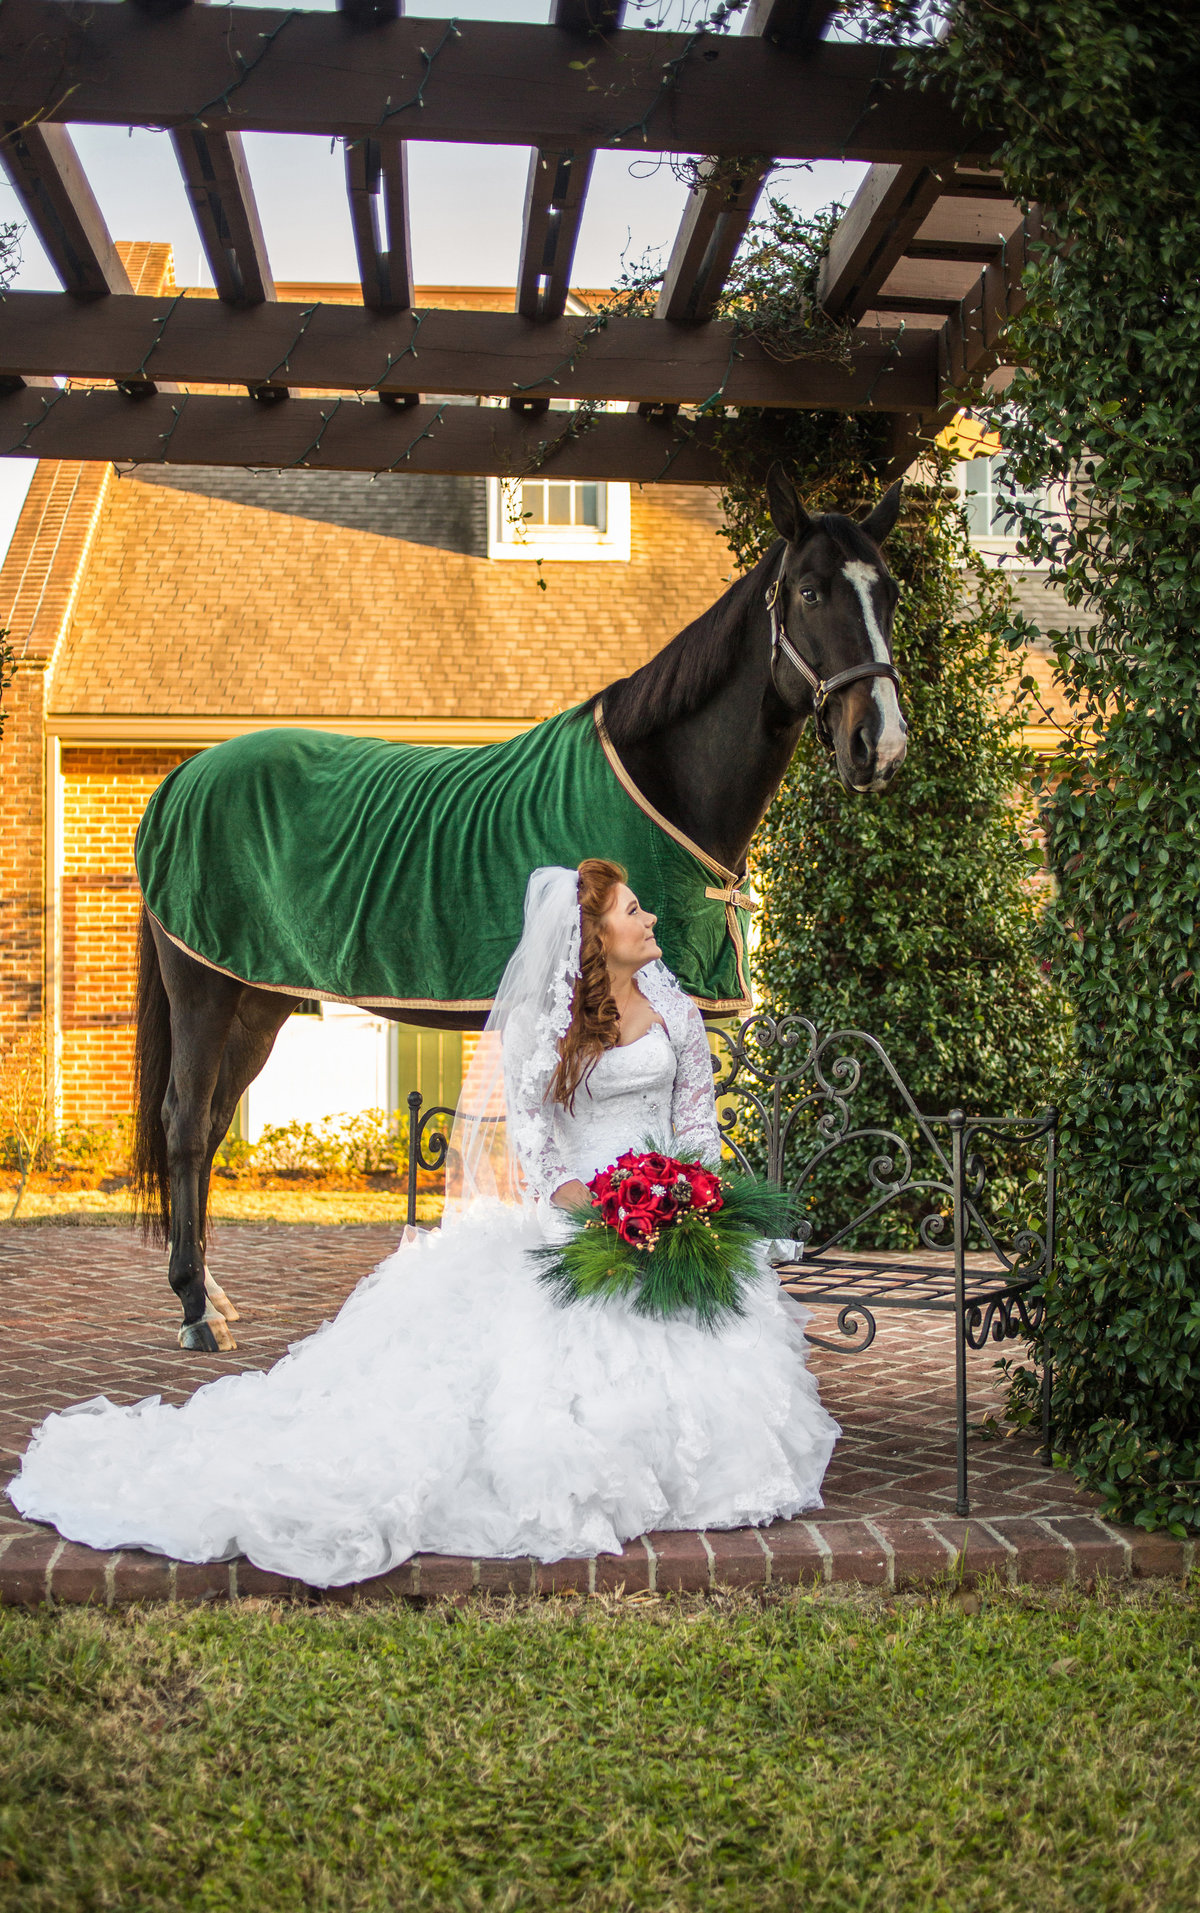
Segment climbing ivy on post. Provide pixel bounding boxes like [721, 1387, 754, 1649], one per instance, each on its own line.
[921, 0, 1200, 1532]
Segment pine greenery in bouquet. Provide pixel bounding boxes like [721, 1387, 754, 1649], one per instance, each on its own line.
[532, 1147, 796, 1330]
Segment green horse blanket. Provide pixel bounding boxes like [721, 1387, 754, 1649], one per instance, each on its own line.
[136, 705, 752, 1016]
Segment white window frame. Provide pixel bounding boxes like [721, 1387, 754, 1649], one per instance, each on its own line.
[955, 453, 1070, 569]
[487, 473, 631, 563]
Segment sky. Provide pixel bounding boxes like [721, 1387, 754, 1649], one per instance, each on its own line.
[0, 0, 869, 558]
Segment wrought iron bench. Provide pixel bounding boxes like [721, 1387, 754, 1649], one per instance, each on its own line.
[403, 1014, 1057, 1518]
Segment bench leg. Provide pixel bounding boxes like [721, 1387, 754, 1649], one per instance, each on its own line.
[955, 1304, 970, 1518]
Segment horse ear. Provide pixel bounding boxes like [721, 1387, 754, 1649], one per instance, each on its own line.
[766, 466, 813, 547]
[860, 481, 902, 546]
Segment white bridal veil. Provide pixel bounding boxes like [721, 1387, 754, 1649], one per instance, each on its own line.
[445, 865, 582, 1213]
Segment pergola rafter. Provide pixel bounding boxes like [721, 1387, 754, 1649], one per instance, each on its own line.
[0, 0, 1034, 481]
[654, 1, 836, 329]
[511, 0, 627, 341]
[0, 120, 132, 299]
[339, 0, 415, 322]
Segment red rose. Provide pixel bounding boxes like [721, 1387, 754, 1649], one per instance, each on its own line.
[598, 1191, 622, 1226]
[617, 1175, 653, 1212]
[647, 1191, 678, 1223]
[617, 1209, 656, 1247]
[686, 1168, 724, 1212]
[641, 1151, 674, 1182]
[589, 1167, 616, 1205]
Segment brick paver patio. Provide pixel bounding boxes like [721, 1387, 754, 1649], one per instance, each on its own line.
[0, 1222, 1189, 1603]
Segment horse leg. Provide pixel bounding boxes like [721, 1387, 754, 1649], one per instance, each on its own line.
[152, 930, 247, 1352]
[197, 989, 298, 1344]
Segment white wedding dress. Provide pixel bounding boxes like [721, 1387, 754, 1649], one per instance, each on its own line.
[10, 963, 839, 1587]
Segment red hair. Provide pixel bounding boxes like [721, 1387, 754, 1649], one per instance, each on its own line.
[548, 858, 626, 1113]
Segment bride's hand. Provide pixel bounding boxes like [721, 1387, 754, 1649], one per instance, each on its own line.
[552, 1179, 591, 1211]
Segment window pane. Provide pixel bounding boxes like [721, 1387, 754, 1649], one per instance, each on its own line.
[518, 482, 545, 526]
[961, 458, 992, 536]
[578, 483, 600, 528]
[547, 484, 572, 526]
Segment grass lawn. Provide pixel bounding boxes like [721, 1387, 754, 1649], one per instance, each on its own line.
[1, 1583, 1197, 1912]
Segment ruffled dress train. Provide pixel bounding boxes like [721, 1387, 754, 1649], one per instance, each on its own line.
[10, 975, 839, 1588]
[11, 1202, 837, 1587]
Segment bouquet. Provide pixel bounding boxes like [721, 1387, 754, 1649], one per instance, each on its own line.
[532, 1146, 797, 1331]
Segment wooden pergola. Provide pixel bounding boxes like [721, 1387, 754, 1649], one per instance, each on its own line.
[0, 0, 1032, 484]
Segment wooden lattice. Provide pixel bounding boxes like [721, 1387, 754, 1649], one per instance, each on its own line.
[0, 0, 1030, 479]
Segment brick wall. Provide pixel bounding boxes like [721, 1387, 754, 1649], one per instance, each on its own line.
[1, 459, 114, 1075]
[58, 749, 193, 1128]
[0, 666, 48, 1040]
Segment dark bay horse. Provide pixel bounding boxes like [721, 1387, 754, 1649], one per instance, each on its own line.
[134, 473, 906, 1350]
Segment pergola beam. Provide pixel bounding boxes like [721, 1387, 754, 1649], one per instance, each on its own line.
[345, 136, 414, 314]
[653, 1, 837, 329]
[0, 2, 994, 163]
[742, 0, 838, 55]
[170, 126, 277, 306]
[0, 386, 727, 482]
[936, 207, 1042, 388]
[514, 0, 624, 329]
[339, 0, 414, 316]
[0, 121, 132, 297]
[0, 294, 939, 411]
[905, 197, 1026, 263]
[655, 158, 773, 325]
[516, 148, 596, 326]
[818, 163, 948, 323]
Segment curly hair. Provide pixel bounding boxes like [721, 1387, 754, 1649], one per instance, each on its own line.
[548, 858, 626, 1114]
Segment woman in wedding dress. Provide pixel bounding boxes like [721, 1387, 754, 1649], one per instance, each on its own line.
[10, 861, 839, 1588]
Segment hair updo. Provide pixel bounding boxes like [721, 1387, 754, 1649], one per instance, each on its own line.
[548, 857, 626, 1114]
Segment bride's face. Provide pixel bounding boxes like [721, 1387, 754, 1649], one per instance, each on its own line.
[602, 882, 661, 973]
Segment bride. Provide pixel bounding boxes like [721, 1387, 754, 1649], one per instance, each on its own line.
[10, 860, 839, 1588]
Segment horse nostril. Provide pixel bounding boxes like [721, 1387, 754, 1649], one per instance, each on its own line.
[850, 721, 875, 769]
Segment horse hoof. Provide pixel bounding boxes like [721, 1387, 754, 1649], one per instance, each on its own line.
[178, 1319, 220, 1354]
[203, 1268, 240, 1321]
[208, 1314, 238, 1352]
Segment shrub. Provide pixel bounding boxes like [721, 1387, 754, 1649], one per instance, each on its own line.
[217, 1110, 409, 1179]
[919, 0, 1200, 1532]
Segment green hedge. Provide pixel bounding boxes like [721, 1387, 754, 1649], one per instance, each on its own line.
[921, 0, 1200, 1531]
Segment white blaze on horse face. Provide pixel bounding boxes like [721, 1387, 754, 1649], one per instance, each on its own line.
[842, 559, 907, 777]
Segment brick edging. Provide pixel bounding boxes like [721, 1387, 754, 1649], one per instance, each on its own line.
[0, 1517, 1193, 1608]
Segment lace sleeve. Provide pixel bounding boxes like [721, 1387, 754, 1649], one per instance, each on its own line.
[502, 1008, 575, 1204]
[670, 998, 723, 1163]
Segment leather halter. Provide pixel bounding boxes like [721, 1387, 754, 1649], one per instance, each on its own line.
[765, 554, 903, 751]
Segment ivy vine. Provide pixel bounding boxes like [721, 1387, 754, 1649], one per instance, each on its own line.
[917, 0, 1200, 1533]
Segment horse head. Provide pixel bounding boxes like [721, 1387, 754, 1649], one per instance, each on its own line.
[765, 470, 907, 794]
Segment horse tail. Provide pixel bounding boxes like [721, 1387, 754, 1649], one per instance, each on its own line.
[132, 905, 171, 1243]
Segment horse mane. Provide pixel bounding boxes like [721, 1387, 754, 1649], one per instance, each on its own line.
[594, 540, 781, 748]
[593, 512, 884, 748]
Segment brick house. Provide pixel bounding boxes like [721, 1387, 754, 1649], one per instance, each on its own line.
[0, 244, 742, 1134]
[0, 242, 1073, 1139]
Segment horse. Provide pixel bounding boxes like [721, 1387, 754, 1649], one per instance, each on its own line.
[132, 470, 907, 1351]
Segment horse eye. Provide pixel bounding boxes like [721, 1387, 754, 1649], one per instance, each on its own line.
[800, 587, 818, 604]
